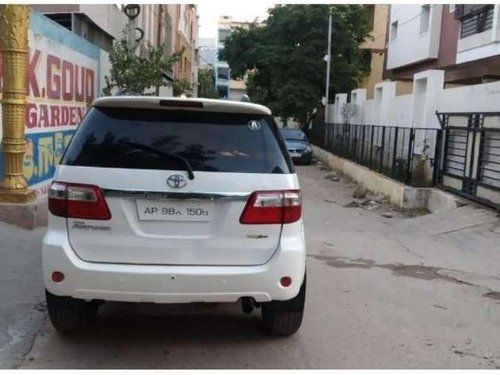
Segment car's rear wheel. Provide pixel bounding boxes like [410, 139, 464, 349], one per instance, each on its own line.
[46, 290, 99, 334]
[261, 274, 306, 336]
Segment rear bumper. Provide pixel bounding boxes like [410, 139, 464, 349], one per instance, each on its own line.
[42, 223, 306, 304]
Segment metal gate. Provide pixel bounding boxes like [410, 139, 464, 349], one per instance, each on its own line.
[436, 112, 500, 209]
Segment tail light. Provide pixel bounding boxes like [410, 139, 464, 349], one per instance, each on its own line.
[240, 190, 301, 224]
[48, 181, 111, 220]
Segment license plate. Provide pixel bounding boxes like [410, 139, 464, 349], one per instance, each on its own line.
[290, 152, 301, 157]
[136, 199, 214, 222]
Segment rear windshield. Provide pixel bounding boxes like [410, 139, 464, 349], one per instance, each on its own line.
[61, 106, 293, 174]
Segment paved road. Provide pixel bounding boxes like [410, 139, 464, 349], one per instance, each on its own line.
[0, 223, 45, 369]
[10, 164, 500, 368]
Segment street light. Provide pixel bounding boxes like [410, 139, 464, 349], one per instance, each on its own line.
[123, 4, 141, 47]
[124, 4, 140, 19]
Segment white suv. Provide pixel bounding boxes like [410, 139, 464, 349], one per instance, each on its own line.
[43, 97, 306, 336]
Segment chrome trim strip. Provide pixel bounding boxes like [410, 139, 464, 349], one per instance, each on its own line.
[102, 189, 249, 201]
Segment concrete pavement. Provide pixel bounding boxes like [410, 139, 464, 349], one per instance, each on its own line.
[0, 224, 46, 368]
[2, 162, 500, 368]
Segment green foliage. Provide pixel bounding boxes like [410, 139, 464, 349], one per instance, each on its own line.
[220, 5, 372, 125]
[198, 68, 219, 98]
[171, 78, 194, 97]
[103, 39, 181, 95]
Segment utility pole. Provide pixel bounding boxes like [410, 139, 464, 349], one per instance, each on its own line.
[324, 9, 332, 123]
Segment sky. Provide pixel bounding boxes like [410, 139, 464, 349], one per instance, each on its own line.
[197, 0, 277, 40]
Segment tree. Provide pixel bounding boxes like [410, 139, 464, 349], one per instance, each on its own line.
[198, 67, 219, 98]
[219, 5, 371, 126]
[171, 78, 193, 97]
[103, 39, 181, 96]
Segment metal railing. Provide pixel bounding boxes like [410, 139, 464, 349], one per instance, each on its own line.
[436, 111, 500, 209]
[310, 122, 442, 187]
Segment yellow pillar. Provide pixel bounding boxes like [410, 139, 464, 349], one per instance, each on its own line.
[0, 5, 35, 203]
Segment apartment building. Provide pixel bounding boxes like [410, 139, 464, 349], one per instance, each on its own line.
[198, 38, 217, 69]
[135, 5, 166, 56]
[33, 4, 199, 96]
[30, 4, 127, 51]
[384, 4, 500, 88]
[451, 4, 500, 83]
[358, 5, 390, 99]
[171, 4, 199, 95]
[129, 4, 199, 95]
[216, 16, 260, 100]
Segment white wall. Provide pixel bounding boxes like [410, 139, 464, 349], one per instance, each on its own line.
[99, 49, 110, 96]
[436, 80, 500, 113]
[387, 94, 413, 127]
[159, 85, 174, 97]
[341, 69, 500, 129]
[347, 93, 412, 127]
[323, 69, 500, 188]
[228, 88, 245, 101]
[361, 100, 375, 125]
[387, 5, 443, 69]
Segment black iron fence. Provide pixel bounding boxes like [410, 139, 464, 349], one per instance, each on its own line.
[310, 122, 442, 187]
[309, 120, 325, 147]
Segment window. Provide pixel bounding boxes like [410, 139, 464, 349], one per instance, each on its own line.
[458, 5, 494, 39]
[218, 29, 231, 43]
[62, 107, 291, 174]
[420, 5, 431, 34]
[365, 5, 375, 31]
[217, 48, 225, 62]
[45, 14, 72, 31]
[390, 21, 398, 42]
[217, 85, 229, 98]
[217, 67, 229, 80]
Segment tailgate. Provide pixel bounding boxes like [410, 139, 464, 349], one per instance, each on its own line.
[62, 166, 298, 266]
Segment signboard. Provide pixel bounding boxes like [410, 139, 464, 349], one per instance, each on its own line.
[0, 11, 100, 197]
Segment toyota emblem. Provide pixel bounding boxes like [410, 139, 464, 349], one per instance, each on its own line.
[167, 174, 188, 189]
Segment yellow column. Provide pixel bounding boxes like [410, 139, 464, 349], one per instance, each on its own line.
[0, 5, 35, 203]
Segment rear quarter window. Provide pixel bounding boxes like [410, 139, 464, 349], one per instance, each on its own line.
[61, 106, 293, 174]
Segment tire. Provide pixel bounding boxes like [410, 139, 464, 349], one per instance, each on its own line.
[46, 290, 98, 334]
[261, 274, 306, 336]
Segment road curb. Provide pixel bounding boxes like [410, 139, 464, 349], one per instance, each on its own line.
[312, 145, 458, 213]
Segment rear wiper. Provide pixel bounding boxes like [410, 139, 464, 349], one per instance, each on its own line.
[124, 141, 195, 180]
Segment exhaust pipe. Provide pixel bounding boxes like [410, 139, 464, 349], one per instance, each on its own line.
[241, 297, 254, 314]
